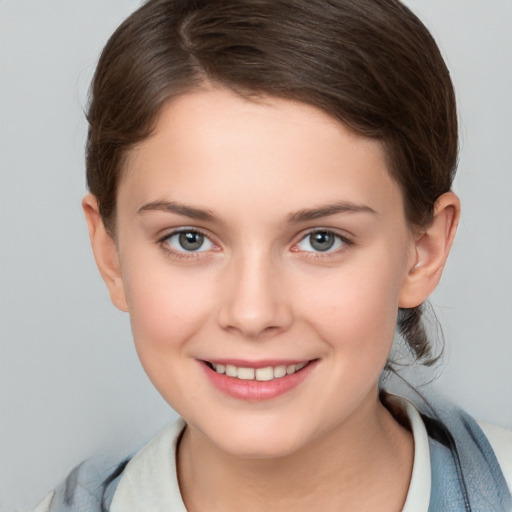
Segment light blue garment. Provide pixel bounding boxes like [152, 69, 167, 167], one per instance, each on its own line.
[419, 399, 512, 511]
[45, 455, 128, 511]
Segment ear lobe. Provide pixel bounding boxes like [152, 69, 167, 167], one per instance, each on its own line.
[399, 192, 460, 308]
[82, 194, 128, 312]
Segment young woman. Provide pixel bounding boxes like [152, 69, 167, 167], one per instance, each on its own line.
[32, 0, 512, 510]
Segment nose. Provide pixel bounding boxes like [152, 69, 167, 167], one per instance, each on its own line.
[217, 251, 293, 339]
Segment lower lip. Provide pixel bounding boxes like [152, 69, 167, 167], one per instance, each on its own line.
[199, 360, 318, 401]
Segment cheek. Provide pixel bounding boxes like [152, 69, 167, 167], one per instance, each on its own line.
[296, 249, 406, 360]
[122, 261, 215, 356]
[121, 262, 220, 410]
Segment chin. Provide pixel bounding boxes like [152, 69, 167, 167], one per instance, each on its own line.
[221, 434, 306, 460]
[196, 414, 315, 460]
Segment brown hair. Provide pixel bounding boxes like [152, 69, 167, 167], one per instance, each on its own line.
[86, 0, 458, 365]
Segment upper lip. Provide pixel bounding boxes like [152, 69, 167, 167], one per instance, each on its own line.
[201, 358, 315, 369]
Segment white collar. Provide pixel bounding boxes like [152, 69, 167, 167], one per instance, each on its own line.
[111, 396, 431, 511]
[111, 418, 188, 512]
[387, 394, 431, 512]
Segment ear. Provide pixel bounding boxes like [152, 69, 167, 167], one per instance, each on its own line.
[399, 192, 460, 308]
[82, 194, 128, 312]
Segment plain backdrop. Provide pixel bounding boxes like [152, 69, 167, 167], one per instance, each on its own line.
[1, 1, 511, 510]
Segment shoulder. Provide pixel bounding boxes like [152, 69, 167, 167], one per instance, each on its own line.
[29, 450, 134, 512]
[383, 390, 512, 510]
[109, 418, 187, 511]
[418, 396, 512, 510]
[30, 419, 185, 512]
[478, 420, 512, 493]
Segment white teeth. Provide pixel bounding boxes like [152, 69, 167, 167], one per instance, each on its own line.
[273, 365, 287, 378]
[255, 367, 274, 381]
[237, 367, 255, 380]
[214, 364, 225, 374]
[211, 362, 309, 381]
[225, 364, 237, 377]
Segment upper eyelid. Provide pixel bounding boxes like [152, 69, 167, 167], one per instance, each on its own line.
[293, 227, 353, 244]
[158, 226, 215, 243]
[158, 228, 218, 258]
[287, 231, 352, 259]
[157, 228, 218, 256]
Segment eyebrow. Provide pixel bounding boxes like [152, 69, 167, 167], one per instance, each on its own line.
[137, 199, 377, 224]
[287, 201, 377, 223]
[138, 201, 216, 222]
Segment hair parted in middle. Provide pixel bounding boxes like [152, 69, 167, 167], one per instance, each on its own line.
[86, 0, 458, 366]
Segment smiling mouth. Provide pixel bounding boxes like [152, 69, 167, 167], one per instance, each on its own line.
[203, 361, 312, 382]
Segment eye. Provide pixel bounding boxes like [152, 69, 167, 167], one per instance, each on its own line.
[163, 230, 215, 253]
[296, 230, 347, 253]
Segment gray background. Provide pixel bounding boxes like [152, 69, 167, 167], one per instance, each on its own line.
[1, 1, 511, 510]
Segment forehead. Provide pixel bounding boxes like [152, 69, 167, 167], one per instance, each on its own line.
[120, 87, 404, 221]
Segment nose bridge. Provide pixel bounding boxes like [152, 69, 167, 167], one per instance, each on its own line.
[218, 245, 292, 338]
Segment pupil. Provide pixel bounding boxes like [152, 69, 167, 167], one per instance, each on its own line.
[311, 231, 334, 251]
[179, 231, 204, 251]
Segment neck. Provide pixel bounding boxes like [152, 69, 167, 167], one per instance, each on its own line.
[177, 391, 414, 512]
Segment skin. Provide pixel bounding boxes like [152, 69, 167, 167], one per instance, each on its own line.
[83, 86, 460, 511]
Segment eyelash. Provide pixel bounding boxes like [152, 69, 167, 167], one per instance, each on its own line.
[291, 229, 353, 259]
[158, 228, 218, 260]
[157, 228, 353, 261]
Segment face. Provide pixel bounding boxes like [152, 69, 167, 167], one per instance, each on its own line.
[113, 87, 417, 458]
